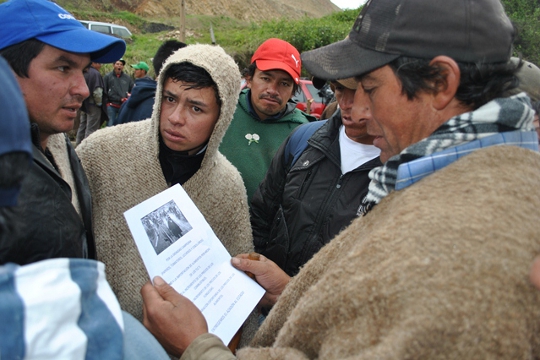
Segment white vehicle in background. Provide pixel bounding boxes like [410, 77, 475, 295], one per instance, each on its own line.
[79, 20, 132, 40]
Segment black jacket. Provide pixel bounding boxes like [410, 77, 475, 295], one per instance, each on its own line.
[0, 131, 95, 265]
[251, 112, 381, 276]
[103, 71, 134, 105]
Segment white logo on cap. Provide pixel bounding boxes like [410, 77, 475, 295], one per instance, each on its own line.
[291, 54, 300, 69]
[58, 13, 76, 20]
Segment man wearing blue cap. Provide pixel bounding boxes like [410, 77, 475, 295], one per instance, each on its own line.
[0, 0, 125, 265]
[0, 54, 171, 360]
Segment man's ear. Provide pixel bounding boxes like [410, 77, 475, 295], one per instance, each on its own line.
[245, 76, 252, 89]
[429, 56, 460, 110]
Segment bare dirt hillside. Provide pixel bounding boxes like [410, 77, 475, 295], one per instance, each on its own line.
[60, 0, 341, 22]
[136, 0, 341, 21]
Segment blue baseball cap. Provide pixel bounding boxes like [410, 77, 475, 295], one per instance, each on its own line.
[0, 56, 32, 207]
[0, 0, 126, 63]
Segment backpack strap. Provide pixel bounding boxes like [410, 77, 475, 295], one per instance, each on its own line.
[284, 120, 327, 168]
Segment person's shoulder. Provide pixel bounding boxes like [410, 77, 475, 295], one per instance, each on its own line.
[103, 71, 114, 82]
[290, 107, 317, 123]
[288, 119, 327, 140]
[134, 77, 157, 88]
[235, 89, 249, 107]
[77, 121, 151, 156]
[408, 145, 540, 202]
[230, 95, 251, 122]
[458, 145, 540, 175]
[210, 153, 246, 188]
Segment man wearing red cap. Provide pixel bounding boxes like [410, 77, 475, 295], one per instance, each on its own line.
[219, 38, 315, 203]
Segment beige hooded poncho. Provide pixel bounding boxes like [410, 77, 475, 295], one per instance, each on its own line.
[77, 44, 258, 344]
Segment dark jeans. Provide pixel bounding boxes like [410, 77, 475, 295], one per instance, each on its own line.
[107, 105, 120, 127]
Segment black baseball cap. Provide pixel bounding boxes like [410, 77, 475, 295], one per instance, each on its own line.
[302, 0, 515, 80]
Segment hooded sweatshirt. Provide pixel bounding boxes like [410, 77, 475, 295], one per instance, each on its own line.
[76, 45, 257, 343]
[219, 89, 315, 203]
[116, 77, 157, 124]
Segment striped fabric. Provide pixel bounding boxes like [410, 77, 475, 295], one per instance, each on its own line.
[395, 130, 539, 190]
[0, 259, 124, 360]
[359, 93, 537, 215]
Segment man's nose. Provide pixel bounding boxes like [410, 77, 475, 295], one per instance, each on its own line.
[73, 72, 90, 99]
[352, 87, 371, 120]
[340, 90, 355, 110]
[266, 81, 279, 94]
[169, 106, 187, 125]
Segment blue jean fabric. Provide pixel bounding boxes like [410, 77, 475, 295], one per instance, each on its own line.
[122, 311, 170, 360]
[107, 105, 120, 126]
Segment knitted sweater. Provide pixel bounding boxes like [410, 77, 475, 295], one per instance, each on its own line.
[76, 45, 257, 343]
[182, 145, 540, 359]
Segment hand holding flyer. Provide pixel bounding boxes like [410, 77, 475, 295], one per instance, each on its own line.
[124, 184, 264, 345]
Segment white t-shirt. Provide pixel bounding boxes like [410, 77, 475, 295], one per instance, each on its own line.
[339, 125, 380, 174]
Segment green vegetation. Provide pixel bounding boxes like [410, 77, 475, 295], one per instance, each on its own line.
[221, 9, 360, 70]
[501, 0, 540, 65]
[65, 6, 362, 77]
[3, 0, 538, 74]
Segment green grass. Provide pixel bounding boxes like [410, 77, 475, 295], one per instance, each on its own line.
[0, 2, 360, 74]
[3, 0, 540, 65]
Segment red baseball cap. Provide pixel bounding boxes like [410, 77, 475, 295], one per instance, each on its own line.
[251, 38, 301, 84]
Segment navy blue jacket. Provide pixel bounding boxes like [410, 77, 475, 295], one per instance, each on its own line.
[117, 77, 156, 124]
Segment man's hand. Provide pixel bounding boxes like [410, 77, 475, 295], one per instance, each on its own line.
[141, 276, 208, 357]
[231, 253, 290, 308]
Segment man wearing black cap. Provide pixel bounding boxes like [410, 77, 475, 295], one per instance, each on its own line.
[139, 0, 540, 358]
[0, 0, 125, 265]
[0, 54, 171, 360]
[251, 77, 380, 279]
[104, 58, 134, 126]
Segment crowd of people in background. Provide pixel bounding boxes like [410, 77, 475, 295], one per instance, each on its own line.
[3, 0, 540, 359]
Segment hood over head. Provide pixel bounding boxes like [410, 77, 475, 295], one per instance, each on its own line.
[0, 56, 31, 207]
[151, 44, 241, 166]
